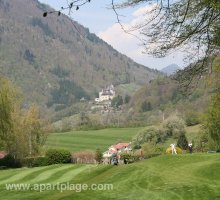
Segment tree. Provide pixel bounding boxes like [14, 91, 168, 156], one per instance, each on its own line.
[95, 148, 103, 164]
[132, 126, 164, 147]
[0, 78, 19, 152]
[114, 0, 220, 61]
[0, 77, 48, 160]
[43, 1, 220, 61]
[141, 101, 152, 112]
[177, 133, 188, 150]
[163, 116, 186, 138]
[203, 58, 220, 151]
[111, 95, 123, 108]
[113, 0, 220, 88]
[42, 0, 91, 17]
[124, 94, 131, 104]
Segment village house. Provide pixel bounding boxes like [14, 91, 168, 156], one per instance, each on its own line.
[103, 143, 132, 164]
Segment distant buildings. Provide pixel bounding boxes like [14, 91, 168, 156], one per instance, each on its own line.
[103, 142, 132, 164]
[95, 84, 115, 103]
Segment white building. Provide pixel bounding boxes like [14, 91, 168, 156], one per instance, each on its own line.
[95, 85, 115, 103]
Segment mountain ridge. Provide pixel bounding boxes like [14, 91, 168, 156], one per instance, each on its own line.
[160, 64, 180, 75]
[0, 0, 160, 117]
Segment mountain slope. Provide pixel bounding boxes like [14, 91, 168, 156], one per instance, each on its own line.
[161, 64, 180, 75]
[126, 73, 212, 126]
[0, 0, 160, 114]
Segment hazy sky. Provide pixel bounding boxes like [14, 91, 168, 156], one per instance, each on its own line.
[39, 0, 185, 70]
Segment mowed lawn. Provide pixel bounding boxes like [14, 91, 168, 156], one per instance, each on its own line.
[0, 154, 219, 200]
[45, 127, 143, 152]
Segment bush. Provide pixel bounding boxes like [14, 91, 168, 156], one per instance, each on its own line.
[120, 152, 132, 160]
[22, 157, 49, 167]
[72, 150, 96, 164]
[142, 143, 156, 155]
[133, 126, 164, 147]
[46, 149, 71, 165]
[177, 133, 188, 150]
[0, 154, 22, 168]
[166, 147, 183, 154]
[185, 112, 200, 126]
[163, 116, 186, 139]
[95, 149, 103, 164]
[33, 157, 49, 167]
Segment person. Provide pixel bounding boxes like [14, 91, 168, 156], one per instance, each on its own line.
[188, 142, 193, 153]
[170, 143, 177, 155]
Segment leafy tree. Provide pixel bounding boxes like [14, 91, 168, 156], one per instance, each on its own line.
[113, 0, 220, 89]
[184, 111, 200, 126]
[141, 101, 152, 112]
[0, 77, 48, 160]
[203, 59, 220, 151]
[163, 116, 186, 138]
[111, 95, 123, 108]
[124, 94, 131, 104]
[95, 148, 103, 164]
[0, 78, 18, 152]
[177, 133, 188, 150]
[203, 91, 220, 151]
[133, 126, 164, 147]
[115, 0, 220, 64]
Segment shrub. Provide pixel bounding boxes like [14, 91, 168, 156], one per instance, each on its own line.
[185, 112, 200, 126]
[95, 149, 103, 164]
[141, 143, 156, 155]
[0, 154, 22, 168]
[72, 150, 96, 164]
[22, 157, 49, 167]
[177, 133, 188, 150]
[120, 152, 132, 160]
[166, 147, 183, 154]
[46, 149, 71, 165]
[132, 126, 164, 147]
[163, 116, 186, 138]
[33, 157, 49, 167]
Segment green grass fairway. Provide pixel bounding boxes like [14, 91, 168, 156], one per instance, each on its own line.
[0, 154, 219, 200]
[45, 127, 143, 152]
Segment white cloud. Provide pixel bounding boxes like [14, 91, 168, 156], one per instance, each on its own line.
[132, 4, 158, 17]
[98, 5, 185, 70]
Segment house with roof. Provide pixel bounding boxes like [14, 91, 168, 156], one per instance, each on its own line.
[103, 142, 132, 164]
[95, 84, 115, 103]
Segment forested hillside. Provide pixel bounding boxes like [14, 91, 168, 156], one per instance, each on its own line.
[0, 0, 159, 117]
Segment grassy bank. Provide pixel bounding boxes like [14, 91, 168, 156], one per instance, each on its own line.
[0, 154, 219, 199]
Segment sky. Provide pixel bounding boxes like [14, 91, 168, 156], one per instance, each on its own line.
[39, 0, 186, 70]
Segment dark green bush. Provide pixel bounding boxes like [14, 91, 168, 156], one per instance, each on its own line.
[185, 112, 200, 126]
[22, 157, 49, 167]
[0, 154, 22, 168]
[33, 157, 49, 167]
[46, 149, 71, 165]
[120, 152, 132, 160]
[177, 133, 188, 150]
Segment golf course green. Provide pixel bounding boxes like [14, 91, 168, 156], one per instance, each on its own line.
[0, 154, 219, 200]
[45, 127, 143, 152]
